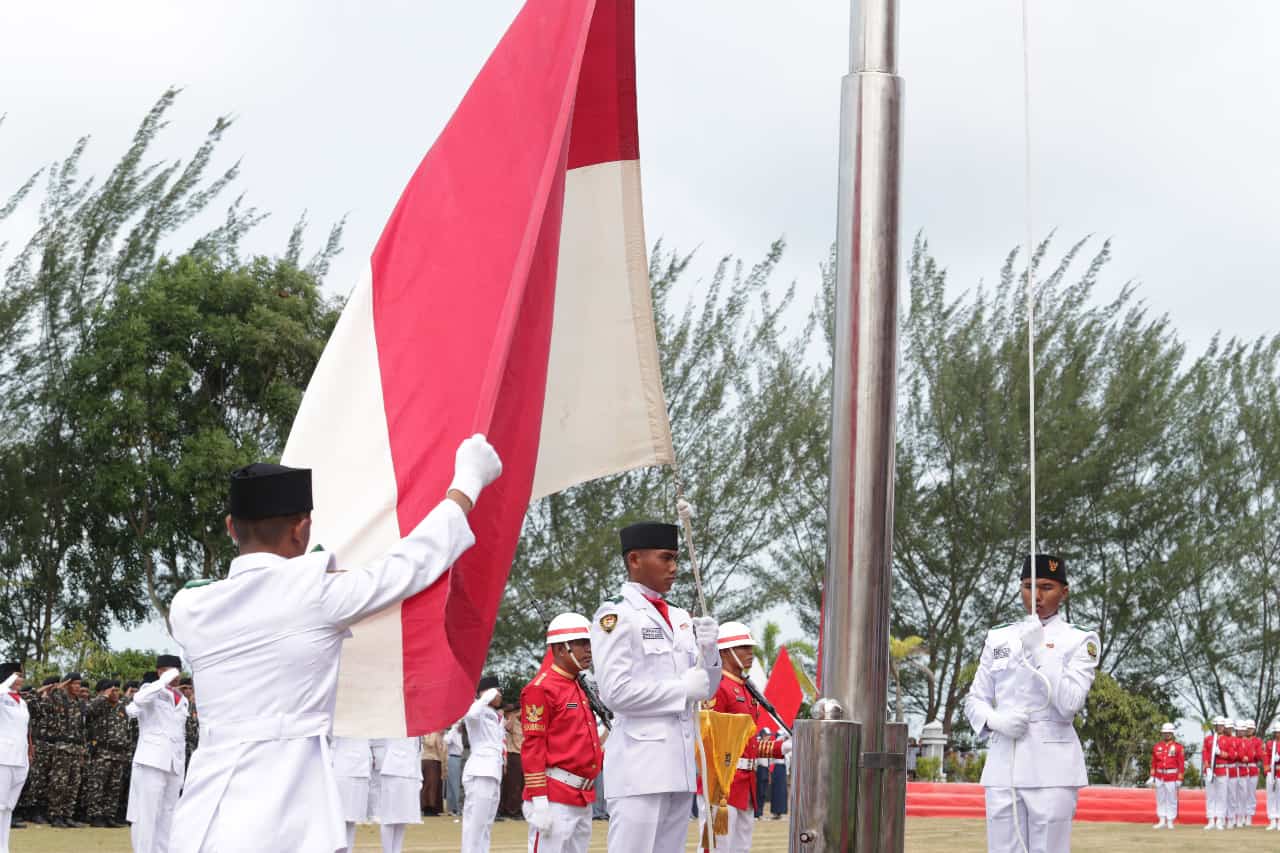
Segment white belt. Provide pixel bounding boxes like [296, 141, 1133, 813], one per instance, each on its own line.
[199, 712, 329, 747]
[737, 759, 754, 771]
[547, 766, 596, 790]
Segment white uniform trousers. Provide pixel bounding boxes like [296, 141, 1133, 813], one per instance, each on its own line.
[461, 775, 501, 853]
[1266, 775, 1280, 819]
[129, 763, 182, 853]
[1246, 775, 1259, 817]
[1154, 781, 1178, 820]
[523, 800, 592, 853]
[696, 804, 753, 853]
[380, 823, 406, 853]
[606, 792, 693, 853]
[1204, 775, 1223, 819]
[1230, 775, 1244, 818]
[984, 787, 1077, 853]
[0, 764, 27, 853]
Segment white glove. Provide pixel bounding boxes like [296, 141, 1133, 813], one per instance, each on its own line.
[985, 708, 1029, 740]
[677, 498, 695, 523]
[780, 737, 793, 757]
[448, 434, 503, 505]
[682, 668, 711, 701]
[1017, 615, 1045, 665]
[158, 668, 181, 687]
[1175, 780, 1181, 788]
[1213, 744, 1220, 756]
[692, 616, 719, 666]
[529, 795, 553, 834]
[1145, 776, 1155, 787]
[479, 687, 500, 706]
[0, 673, 17, 692]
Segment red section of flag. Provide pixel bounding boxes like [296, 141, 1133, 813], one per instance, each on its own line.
[367, 0, 602, 735]
[763, 646, 805, 730]
[568, 0, 639, 169]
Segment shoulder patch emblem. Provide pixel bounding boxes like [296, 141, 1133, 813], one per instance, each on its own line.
[1086, 641, 1098, 661]
[183, 578, 216, 590]
[600, 614, 618, 633]
[525, 704, 544, 724]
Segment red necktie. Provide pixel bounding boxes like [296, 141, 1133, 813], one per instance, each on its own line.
[7, 693, 18, 702]
[170, 688, 181, 706]
[644, 595, 671, 628]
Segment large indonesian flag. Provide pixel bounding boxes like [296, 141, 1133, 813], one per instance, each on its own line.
[282, 0, 673, 736]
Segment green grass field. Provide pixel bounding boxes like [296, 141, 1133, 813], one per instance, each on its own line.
[9, 816, 1280, 851]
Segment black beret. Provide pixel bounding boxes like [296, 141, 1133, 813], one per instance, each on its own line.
[141, 672, 159, 685]
[1021, 554, 1067, 584]
[42, 675, 60, 687]
[156, 654, 182, 670]
[477, 675, 500, 694]
[95, 678, 114, 693]
[620, 522, 679, 555]
[124, 681, 140, 691]
[229, 463, 313, 520]
[63, 672, 82, 683]
[0, 662, 21, 681]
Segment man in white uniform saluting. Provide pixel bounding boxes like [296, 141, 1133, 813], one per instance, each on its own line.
[964, 554, 1099, 853]
[127, 655, 189, 853]
[461, 676, 505, 853]
[167, 434, 502, 853]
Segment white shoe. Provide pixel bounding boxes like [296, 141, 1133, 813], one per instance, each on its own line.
[1167, 820, 1176, 829]
[1206, 821, 1215, 830]
[1154, 821, 1165, 829]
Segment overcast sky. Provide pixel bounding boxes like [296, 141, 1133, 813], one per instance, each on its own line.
[2, 1, 1276, 654]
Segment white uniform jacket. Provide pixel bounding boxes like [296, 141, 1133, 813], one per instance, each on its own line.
[590, 582, 722, 798]
[332, 736, 372, 779]
[380, 737, 423, 780]
[0, 691, 28, 768]
[168, 499, 475, 853]
[128, 678, 189, 776]
[462, 698, 505, 782]
[964, 613, 1099, 788]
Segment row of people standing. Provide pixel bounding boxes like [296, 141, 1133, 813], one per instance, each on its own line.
[1200, 716, 1277, 830]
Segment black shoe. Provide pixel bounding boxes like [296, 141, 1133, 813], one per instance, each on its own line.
[67, 819, 87, 828]
[89, 817, 109, 827]
[50, 817, 69, 828]
[29, 811, 49, 825]
[10, 817, 25, 828]
[110, 818, 128, 828]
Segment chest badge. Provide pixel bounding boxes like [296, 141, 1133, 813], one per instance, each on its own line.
[599, 614, 618, 633]
[1086, 641, 1098, 661]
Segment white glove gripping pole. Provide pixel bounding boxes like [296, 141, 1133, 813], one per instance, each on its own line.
[673, 471, 716, 852]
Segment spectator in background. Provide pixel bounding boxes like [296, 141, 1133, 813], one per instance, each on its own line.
[445, 721, 465, 820]
[498, 703, 525, 818]
[755, 729, 773, 819]
[421, 729, 446, 817]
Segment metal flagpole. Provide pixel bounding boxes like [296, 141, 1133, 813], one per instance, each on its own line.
[790, 0, 906, 850]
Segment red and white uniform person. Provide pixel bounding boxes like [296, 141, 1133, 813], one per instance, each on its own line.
[699, 623, 789, 853]
[0, 666, 28, 853]
[1203, 718, 1229, 829]
[1264, 721, 1280, 830]
[1242, 720, 1262, 827]
[520, 614, 604, 853]
[128, 660, 189, 853]
[1147, 723, 1183, 829]
[461, 678, 506, 853]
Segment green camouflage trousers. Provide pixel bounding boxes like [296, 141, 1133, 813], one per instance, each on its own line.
[46, 743, 87, 820]
[82, 751, 129, 819]
[17, 742, 54, 812]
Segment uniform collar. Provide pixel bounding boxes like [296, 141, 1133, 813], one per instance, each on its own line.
[549, 664, 576, 681]
[621, 584, 674, 639]
[1039, 612, 1062, 628]
[723, 671, 744, 685]
[228, 551, 288, 579]
[627, 581, 664, 600]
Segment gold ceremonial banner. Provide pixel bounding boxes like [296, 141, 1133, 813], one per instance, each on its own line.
[699, 710, 757, 838]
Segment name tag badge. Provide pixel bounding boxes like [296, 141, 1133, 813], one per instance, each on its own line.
[991, 645, 1010, 672]
[641, 627, 665, 640]
[566, 702, 578, 709]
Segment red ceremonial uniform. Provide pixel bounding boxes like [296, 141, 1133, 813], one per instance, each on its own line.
[1151, 740, 1184, 782]
[1245, 736, 1263, 777]
[1266, 738, 1280, 775]
[1224, 735, 1240, 778]
[1204, 733, 1229, 777]
[519, 664, 603, 806]
[707, 671, 785, 811]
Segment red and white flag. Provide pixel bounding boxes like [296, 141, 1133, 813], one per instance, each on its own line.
[758, 646, 805, 731]
[282, 0, 672, 736]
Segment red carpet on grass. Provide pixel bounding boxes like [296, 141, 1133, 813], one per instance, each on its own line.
[907, 782, 1268, 824]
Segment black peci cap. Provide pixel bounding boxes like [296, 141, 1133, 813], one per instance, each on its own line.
[619, 522, 679, 555]
[1022, 554, 1067, 584]
[229, 463, 313, 520]
[156, 654, 182, 670]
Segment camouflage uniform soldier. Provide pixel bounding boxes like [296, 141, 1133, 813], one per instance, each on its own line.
[84, 679, 131, 827]
[118, 681, 140, 824]
[179, 676, 198, 772]
[21, 676, 61, 824]
[46, 672, 88, 828]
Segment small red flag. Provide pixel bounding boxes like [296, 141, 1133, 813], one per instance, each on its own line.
[763, 646, 805, 730]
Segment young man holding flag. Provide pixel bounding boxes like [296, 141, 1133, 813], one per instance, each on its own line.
[591, 522, 720, 853]
[167, 435, 501, 853]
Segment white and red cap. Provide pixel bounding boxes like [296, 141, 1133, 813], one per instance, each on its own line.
[1160, 722, 1175, 734]
[546, 613, 591, 645]
[717, 621, 754, 651]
